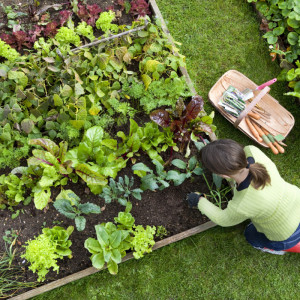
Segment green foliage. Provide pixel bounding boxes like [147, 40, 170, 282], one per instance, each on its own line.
[116, 119, 175, 163]
[76, 21, 95, 41]
[132, 159, 170, 191]
[155, 225, 168, 239]
[251, 0, 300, 63]
[0, 39, 20, 61]
[99, 175, 143, 206]
[84, 222, 131, 275]
[0, 174, 26, 209]
[85, 204, 157, 274]
[166, 156, 203, 186]
[279, 60, 300, 98]
[21, 226, 73, 282]
[114, 202, 136, 230]
[131, 225, 156, 259]
[55, 27, 81, 47]
[27, 139, 75, 210]
[54, 191, 101, 231]
[95, 11, 119, 34]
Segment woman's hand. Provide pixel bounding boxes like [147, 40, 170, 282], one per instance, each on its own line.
[186, 192, 204, 208]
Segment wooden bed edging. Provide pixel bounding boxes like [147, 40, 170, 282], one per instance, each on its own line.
[11, 221, 217, 300]
[11, 2, 218, 299]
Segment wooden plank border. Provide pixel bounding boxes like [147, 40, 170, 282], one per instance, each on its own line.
[11, 1, 218, 298]
[11, 221, 216, 300]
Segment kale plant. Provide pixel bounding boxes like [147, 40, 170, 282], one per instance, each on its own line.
[99, 175, 143, 206]
[54, 191, 101, 231]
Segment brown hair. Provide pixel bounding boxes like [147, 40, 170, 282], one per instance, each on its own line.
[199, 139, 271, 189]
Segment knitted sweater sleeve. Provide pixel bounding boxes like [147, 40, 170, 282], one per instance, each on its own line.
[197, 196, 247, 227]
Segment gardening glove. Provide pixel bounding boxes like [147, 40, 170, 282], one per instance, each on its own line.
[186, 192, 204, 208]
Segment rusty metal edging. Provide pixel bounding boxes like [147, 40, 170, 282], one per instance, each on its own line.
[11, 1, 218, 299]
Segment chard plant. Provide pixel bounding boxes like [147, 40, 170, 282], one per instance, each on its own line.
[99, 175, 143, 206]
[21, 226, 74, 282]
[54, 190, 101, 231]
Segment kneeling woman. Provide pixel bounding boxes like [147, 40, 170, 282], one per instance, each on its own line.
[187, 139, 300, 255]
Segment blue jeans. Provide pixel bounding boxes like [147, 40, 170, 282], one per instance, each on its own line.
[244, 223, 300, 251]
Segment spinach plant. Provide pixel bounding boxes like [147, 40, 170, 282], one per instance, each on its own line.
[99, 175, 143, 206]
[54, 191, 101, 231]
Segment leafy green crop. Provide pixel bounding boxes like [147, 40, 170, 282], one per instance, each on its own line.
[131, 225, 156, 259]
[249, 0, 300, 63]
[54, 191, 101, 231]
[21, 226, 73, 282]
[132, 159, 170, 191]
[95, 11, 119, 34]
[166, 156, 203, 186]
[0, 38, 20, 61]
[0, 174, 26, 209]
[99, 175, 143, 206]
[85, 204, 157, 274]
[55, 26, 81, 47]
[84, 222, 131, 275]
[76, 21, 95, 41]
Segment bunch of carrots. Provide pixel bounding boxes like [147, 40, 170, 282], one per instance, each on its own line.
[245, 116, 285, 155]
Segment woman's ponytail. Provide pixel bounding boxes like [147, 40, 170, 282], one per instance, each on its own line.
[248, 163, 270, 189]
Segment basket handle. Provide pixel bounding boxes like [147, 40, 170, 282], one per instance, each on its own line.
[234, 86, 270, 127]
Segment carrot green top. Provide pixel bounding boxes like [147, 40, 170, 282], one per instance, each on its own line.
[198, 145, 300, 241]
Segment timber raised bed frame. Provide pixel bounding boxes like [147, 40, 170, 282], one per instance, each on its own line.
[11, 1, 217, 299]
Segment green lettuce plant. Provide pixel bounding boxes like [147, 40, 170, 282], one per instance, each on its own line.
[131, 225, 156, 259]
[21, 226, 74, 282]
[0, 38, 20, 61]
[84, 222, 131, 275]
[85, 203, 157, 274]
[76, 21, 95, 41]
[95, 11, 119, 34]
[0, 174, 26, 209]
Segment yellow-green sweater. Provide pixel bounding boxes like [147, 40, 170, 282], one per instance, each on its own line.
[198, 145, 300, 241]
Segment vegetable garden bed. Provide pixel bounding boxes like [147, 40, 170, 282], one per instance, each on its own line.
[0, 0, 224, 298]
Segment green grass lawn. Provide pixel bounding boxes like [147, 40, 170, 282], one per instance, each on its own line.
[33, 0, 300, 299]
